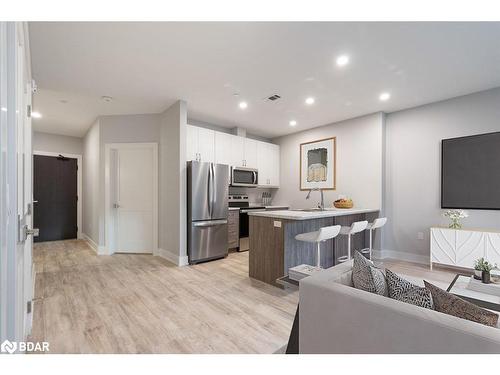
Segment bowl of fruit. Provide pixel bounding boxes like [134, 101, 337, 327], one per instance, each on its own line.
[334, 198, 353, 209]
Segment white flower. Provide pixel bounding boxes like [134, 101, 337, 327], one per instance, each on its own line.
[443, 209, 468, 219]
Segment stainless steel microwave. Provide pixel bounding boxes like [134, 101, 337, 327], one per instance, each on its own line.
[231, 167, 258, 187]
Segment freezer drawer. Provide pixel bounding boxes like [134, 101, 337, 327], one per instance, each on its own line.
[188, 220, 228, 264]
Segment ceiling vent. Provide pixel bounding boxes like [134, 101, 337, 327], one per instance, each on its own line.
[266, 94, 281, 101]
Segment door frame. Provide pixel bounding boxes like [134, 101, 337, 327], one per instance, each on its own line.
[33, 150, 83, 240]
[104, 142, 158, 256]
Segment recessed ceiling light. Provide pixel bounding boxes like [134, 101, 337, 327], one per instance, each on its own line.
[1, 107, 6, 112]
[31, 111, 42, 119]
[239, 101, 248, 109]
[101, 95, 113, 103]
[59, 99, 68, 104]
[289, 120, 297, 127]
[305, 97, 315, 105]
[379, 92, 391, 101]
[336, 55, 350, 67]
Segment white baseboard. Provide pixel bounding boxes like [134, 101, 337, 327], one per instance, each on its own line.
[82, 233, 108, 255]
[372, 249, 429, 265]
[157, 248, 189, 266]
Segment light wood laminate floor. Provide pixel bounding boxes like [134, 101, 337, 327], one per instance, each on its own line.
[30, 240, 457, 354]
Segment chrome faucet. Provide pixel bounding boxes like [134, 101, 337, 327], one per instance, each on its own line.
[306, 188, 325, 210]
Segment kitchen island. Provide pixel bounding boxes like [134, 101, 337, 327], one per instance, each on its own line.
[248, 208, 380, 287]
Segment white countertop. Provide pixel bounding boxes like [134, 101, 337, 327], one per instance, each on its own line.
[248, 207, 379, 220]
[229, 205, 289, 211]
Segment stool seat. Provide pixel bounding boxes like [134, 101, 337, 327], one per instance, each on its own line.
[294, 225, 341, 268]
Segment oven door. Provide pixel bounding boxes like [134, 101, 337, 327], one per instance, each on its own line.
[231, 167, 258, 187]
[238, 207, 265, 251]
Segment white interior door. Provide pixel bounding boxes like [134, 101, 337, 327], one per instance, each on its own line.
[114, 144, 157, 254]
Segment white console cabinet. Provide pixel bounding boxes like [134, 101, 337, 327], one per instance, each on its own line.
[430, 227, 500, 269]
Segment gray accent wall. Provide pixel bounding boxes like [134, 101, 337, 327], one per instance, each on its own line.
[272, 112, 384, 210]
[33, 131, 83, 155]
[383, 87, 500, 262]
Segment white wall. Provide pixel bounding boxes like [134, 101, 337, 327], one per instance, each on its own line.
[272, 112, 384, 210]
[159, 100, 188, 265]
[82, 120, 101, 246]
[33, 131, 83, 155]
[384, 87, 500, 262]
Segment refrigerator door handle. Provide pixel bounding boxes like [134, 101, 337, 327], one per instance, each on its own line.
[211, 163, 216, 216]
[193, 219, 228, 227]
[207, 163, 212, 217]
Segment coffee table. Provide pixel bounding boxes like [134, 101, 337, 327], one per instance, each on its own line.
[447, 274, 500, 312]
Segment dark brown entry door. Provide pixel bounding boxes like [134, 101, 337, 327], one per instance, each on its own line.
[34, 155, 78, 242]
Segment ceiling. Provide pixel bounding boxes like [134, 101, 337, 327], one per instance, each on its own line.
[29, 22, 500, 138]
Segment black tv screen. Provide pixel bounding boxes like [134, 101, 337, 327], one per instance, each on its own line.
[442, 131, 500, 210]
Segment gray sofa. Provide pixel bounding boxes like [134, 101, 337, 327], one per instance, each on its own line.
[299, 260, 500, 353]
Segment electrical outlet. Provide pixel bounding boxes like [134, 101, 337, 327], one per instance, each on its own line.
[417, 232, 424, 240]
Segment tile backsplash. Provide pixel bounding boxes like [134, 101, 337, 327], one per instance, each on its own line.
[228, 187, 277, 205]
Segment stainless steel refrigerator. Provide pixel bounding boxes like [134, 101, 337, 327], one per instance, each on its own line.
[187, 161, 229, 264]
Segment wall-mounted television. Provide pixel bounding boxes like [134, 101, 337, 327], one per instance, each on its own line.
[441, 131, 500, 210]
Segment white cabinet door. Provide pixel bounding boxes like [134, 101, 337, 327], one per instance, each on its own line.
[486, 232, 500, 266]
[186, 125, 199, 162]
[269, 143, 280, 187]
[197, 127, 215, 163]
[215, 132, 234, 166]
[257, 141, 270, 186]
[231, 136, 245, 167]
[244, 138, 258, 168]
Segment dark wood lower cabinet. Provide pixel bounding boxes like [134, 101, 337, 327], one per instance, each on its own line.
[228, 210, 240, 249]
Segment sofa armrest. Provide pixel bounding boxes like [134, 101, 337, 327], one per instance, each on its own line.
[299, 273, 500, 353]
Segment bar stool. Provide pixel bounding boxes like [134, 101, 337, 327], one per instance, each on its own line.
[361, 217, 387, 260]
[337, 220, 368, 263]
[295, 225, 341, 268]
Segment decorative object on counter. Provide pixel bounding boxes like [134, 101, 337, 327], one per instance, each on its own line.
[443, 209, 468, 229]
[261, 191, 272, 206]
[300, 137, 336, 190]
[473, 257, 496, 284]
[334, 198, 353, 209]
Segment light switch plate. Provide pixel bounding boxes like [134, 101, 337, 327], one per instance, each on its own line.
[274, 220, 282, 228]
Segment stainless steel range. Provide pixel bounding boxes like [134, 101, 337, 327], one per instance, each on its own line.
[228, 194, 265, 252]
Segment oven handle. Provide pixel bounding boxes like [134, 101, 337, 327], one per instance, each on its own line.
[240, 209, 266, 213]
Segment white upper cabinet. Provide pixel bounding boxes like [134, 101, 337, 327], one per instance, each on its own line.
[257, 142, 280, 187]
[269, 143, 280, 187]
[186, 125, 199, 162]
[186, 125, 280, 188]
[197, 127, 215, 163]
[214, 131, 234, 166]
[186, 125, 215, 163]
[231, 135, 245, 167]
[243, 138, 258, 169]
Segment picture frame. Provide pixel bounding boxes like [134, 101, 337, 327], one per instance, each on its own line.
[299, 137, 336, 191]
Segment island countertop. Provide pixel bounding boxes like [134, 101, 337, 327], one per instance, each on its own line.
[247, 207, 379, 220]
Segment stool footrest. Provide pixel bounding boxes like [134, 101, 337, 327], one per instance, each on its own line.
[337, 255, 349, 263]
